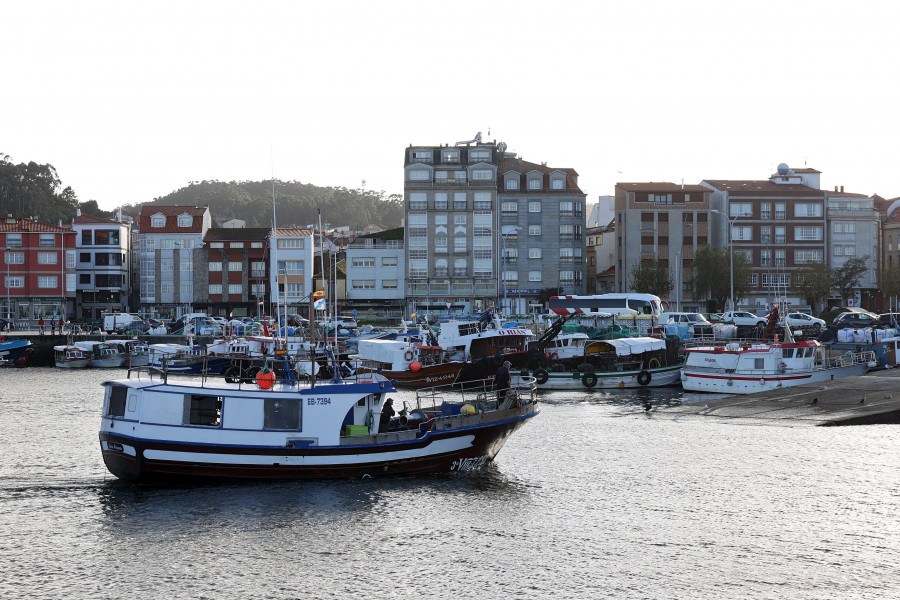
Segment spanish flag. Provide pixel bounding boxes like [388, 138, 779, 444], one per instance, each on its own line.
[312, 289, 325, 299]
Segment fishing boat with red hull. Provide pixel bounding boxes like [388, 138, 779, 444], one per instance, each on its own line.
[98, 358, 538, 481]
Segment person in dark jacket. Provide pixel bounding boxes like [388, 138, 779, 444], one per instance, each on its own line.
[494, 360, 512, 403]
[379, 397, 395, 432]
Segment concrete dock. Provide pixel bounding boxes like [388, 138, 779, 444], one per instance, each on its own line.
[666, 367, 900, 426]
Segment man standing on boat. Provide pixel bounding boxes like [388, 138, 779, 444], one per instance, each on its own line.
[494, 360, 512, 404]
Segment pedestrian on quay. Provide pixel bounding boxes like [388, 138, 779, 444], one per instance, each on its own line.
[38, 317, 45, 335]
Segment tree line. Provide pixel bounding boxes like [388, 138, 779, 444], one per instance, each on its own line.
[630, 246, 872, 314]
[0, 154, 404, 229]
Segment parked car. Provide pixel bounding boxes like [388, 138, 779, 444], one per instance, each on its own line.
[657, 312, 714, 339]
[874, 313, 900, 328]
[781, 312, 826, 330]
[703, 313, 725, 324]
[720, 311, 767, 328]
[317, 315, 358, 330]
[832, 311, 878, 329]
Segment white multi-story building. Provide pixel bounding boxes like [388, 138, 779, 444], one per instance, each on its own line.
[72, 210, 131, 319]
[345, 228, 405, 320]
[137, 205, 211, 319]
[269, 227, 315, 314]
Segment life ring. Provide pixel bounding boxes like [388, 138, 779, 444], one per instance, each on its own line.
[637, 370, 652, 386]
[255, 369, 276, 390]
[648, 358, 661, 369]
[582, 372, 598, 388]
[533, 368, 549, 385]
[223, 366, 241, 383]
[404, 350, 414, 362]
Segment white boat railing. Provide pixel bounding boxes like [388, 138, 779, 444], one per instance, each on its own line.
[413, 377, 538, 414]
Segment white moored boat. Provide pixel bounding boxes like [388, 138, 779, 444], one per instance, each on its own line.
[54, 345, 91, 368]
[98, 359, 539, 482]
[515, 336, 683, 390]
[681, 329, 876, 394]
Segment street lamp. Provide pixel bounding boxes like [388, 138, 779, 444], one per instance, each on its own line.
[711, 210, 750, 312]
[500, 226, 520, 317]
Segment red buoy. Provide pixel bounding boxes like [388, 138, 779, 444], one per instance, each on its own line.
[409, 361, 421, 372]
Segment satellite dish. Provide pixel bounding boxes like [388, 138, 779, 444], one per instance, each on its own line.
[498, 142, 507, 153]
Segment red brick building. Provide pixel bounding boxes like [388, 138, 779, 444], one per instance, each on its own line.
[1, 216, 77, 327]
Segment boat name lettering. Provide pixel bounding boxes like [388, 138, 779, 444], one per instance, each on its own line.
[705, 358, 718, 363]
[450, 456, 488, 472]
[307, 397, 331, 406]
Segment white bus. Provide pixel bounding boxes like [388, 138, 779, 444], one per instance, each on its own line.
[548, 293, 664, 318]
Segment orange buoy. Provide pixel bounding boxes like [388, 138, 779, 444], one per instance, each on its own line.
[409, 361, 421, 372]
[256, 369, 276, 390]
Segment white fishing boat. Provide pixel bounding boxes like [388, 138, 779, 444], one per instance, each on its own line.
[54, 345, 91, 368]
[680, 328, 876, 394]
[353, 338, 463, 389]
[98, 362, 538, 482]
[74, 341, 128, 368]
[514, 336, 683, 390]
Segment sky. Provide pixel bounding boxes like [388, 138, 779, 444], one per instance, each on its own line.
[6, 1, 900, 211]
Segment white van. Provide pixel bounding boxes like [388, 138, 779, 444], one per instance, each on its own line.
[103, 313, 142, 333]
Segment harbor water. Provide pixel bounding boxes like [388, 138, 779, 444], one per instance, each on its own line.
[2, 368, 899, 599]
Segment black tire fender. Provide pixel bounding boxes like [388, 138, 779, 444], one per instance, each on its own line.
[223, 366, 241, 383]
[533, 368, 549, 385]
[637, 370, 652, 386]
[581, 372, 598, 388]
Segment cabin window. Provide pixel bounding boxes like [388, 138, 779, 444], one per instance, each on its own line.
[107, 386, 128, 417]
[782, 349, 794, 359]
[753, 358, 764, 370]
[264, 398, 301, 430]
[185, 395, 222, 427]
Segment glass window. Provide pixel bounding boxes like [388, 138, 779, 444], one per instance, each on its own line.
[529, 226, 541, 236]
[382, 279, 398, 289]
[177, 215, 192, 227]
[39, 234, 55, 247]
[529, 271, 542, 282]
[551, 179, 565, 190]
[529, 248, 541, 259]
[38, 276, 57, 288]
[434, 192, 448, 209]
[37, 252, 58, 265]
[209, 262, 222, 271]
[150, 215, 165, 228]
[528, 179, 541, 190]
[408, 170, 430, 181]
[470, 150, 491, 162]
[228, 261, 242, 271]
[506, 179, 519, 190]
[5, 252, 24, 264]
[529, 201, 541, 213]
[472, 169, 493, 180]
[228, 284, 242, 295]
[209, 284, 222, 294]
[454, 214, 467, 225]
[382, 256, 398, 267]
[229, 242, 244, 249]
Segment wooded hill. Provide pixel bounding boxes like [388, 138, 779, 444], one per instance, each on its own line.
[1, 154, 404, 229]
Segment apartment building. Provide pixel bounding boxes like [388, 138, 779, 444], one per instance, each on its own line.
[403, 135, 585, 317]
[198, 227, 271, 318]
[1, 216, 76, 327]
[137, 205, 211, 319]
[72, 210, 131, 319]
[345, 227, 405, 319]
[615, 182, 712, 311]
[269, 227, 315, 315]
